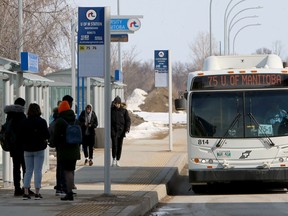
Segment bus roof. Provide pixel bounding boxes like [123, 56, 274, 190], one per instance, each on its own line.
[202, 54, 283, 71]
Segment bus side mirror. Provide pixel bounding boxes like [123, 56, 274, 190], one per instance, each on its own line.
[184, 91, 188, 99]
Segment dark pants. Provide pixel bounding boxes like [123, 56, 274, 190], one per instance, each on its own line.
[11, 151, 26, 189]
[61, 160, 77, 194]
[56, 153, 66, 192]
[83, 135, 94, 159]
[111, 136, 124, 161]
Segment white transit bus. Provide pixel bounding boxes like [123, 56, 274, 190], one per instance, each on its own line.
[186, 54, 288, 192]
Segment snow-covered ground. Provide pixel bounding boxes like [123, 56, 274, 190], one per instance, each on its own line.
[126, 88, 187, 139]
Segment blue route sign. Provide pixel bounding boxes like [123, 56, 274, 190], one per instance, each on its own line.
[78, 7, 105, 77]
[154, 50, 169, 87]
[78, 7, 105, 45]
[111, 18, 141, 32]
[154, 50, 169, 72]
[21, 52, 39, 73]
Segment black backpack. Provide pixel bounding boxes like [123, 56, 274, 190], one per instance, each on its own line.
[0, 119, 16, 152]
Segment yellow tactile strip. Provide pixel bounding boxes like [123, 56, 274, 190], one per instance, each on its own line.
[57, 152, 175, 216]
[57, 194, 143, 216]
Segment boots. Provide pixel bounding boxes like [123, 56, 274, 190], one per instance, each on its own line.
[61, 192, 74, 201]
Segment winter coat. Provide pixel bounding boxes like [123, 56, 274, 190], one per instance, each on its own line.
[78, 110, 98, 137]
[20, 116, 49, 152]
[4, 104, 27, 157]
[111, 103, 131, 138]
[53, 109, 81, 161]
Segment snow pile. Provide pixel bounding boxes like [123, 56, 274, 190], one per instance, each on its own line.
[126, 88, 147, 111]
[126, 88, 186, 139]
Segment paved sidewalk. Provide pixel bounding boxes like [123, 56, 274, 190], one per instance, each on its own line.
[0, 128, 187, 216]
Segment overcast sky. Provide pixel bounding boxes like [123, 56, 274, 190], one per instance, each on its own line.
[70, 0, 288, 63]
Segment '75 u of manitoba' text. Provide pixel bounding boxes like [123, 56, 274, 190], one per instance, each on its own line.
[207, 74, 282, 87]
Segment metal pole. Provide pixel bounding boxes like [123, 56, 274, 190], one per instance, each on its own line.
[227, 6, 262, 54]
[117, 0, 122, 75]
[224, 0, 234, 55]
[71, 16, 76, 112]
[224, 0, 246, 55]
[17, 0, 24, 98]
[168, 50, 173, 151]
[209, 0, 213, 56]
[104, 6, 111, 195]
[232, 23, 261, 54]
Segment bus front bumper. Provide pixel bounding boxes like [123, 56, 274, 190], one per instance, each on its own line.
[189, 168, 288, 183]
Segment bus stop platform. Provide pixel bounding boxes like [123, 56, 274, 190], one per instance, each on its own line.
[0, 128, 187, 216]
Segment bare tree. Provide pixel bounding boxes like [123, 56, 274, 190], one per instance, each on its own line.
[272, 40, 284, 57]
[255, 47, 272, 55]
[189, 31, 218, 70]
[0, 0, 71, 72]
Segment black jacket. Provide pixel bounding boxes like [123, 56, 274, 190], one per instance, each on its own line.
[53, 109, 81, 161]
[4, 104, 27, 156]
[78, 110, 98, 137]
[111, 104, 131, 138]
[20, 116, 49, 152]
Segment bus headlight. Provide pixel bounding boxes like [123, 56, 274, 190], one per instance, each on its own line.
[279, 157, 284, 163]
[208, 159, 213, 164]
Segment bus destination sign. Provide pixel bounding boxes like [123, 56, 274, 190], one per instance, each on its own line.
[192, 74, 288, 90]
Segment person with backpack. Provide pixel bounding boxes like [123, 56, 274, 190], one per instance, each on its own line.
[53, 100, 81, 201]
[78, 104, 98, 166]
[49, 104, 67, 196]
[20, 103, 50, 200]
[111, 96, 131, 167]
[4, 97, 34, 196]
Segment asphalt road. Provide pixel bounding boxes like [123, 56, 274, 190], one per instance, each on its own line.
[147, 166, 288, 216]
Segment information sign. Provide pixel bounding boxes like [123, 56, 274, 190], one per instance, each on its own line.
[78, 7, 105, 77]
[154, 50, 169, 87]
[111, 18, 141, 32]
[20, 52, 39, 73]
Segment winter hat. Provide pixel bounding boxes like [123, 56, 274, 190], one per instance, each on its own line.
[58, 101, 70, 113]
[86, 104, 93, 110]
[14, 97, 26, 106]
[113, 96, 121, 104]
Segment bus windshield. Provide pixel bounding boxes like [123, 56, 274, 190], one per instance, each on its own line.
[190, 90, 288, 138]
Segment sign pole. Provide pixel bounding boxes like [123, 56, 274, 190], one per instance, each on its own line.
[154, 50, 172, 151]
[104, 6, 111, 195]
[168, 50, 173, 151]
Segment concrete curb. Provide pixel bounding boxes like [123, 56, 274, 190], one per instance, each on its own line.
[126, 153, 187, 216]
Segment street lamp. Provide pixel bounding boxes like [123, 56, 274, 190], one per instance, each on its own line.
[227, 6, 262, 54]
[228, 15, 258, 54]
[232, 23, 261, 54]
[224, 0, 246, 55]
[209, 0, 212, 56]
[117, 0, 122, 74]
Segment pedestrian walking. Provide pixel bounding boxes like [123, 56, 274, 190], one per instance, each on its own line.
[53, 100, 81, 201]
[20, 103, 50, 200]
[4, 97, 34, 196]
[79, 104, 98, 166]
[111, 96, 131, 167]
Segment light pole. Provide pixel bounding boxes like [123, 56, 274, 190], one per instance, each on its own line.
[232, 23, 261, 54]
[117, 0, 122, 75]
[227, 6, 262, 54]
[209, 0, 213, 56]
[228, 15, 258, 54]
[224, 0, 246, 55]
